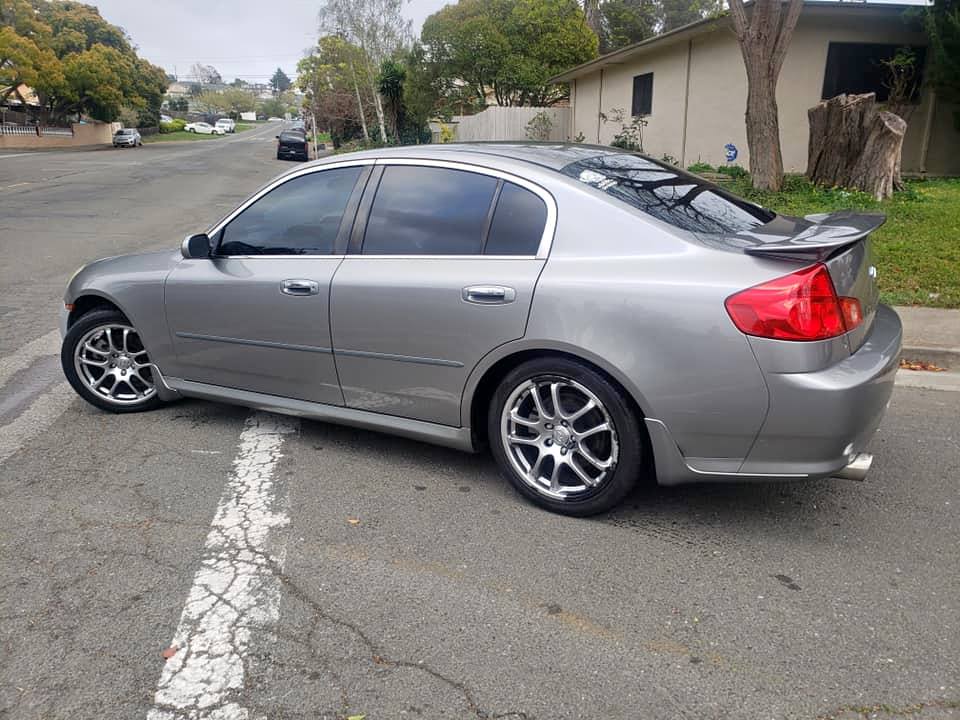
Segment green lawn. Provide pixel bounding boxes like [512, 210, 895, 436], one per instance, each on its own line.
[143, 130, 226, 143]
[724, 176, 960, 308]
[234, 123, 255, 132]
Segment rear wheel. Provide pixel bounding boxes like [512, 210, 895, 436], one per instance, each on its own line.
[61, 310, 163, 413]
[488, 357, 643, 516]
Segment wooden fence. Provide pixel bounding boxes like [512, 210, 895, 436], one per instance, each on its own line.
[449, 106, 572, 143]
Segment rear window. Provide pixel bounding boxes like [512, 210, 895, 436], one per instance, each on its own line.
[279, 132, 305, 143]
[560, 154, 774, 234]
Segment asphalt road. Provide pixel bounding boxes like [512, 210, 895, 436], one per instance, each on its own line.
[0, 127, 957, 720]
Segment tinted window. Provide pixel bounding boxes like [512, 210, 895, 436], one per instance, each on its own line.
[632, 73, 653, 116]
[561, 154, 774, 234]
[822, 43, 926, 102]
[484, 182, 547, 256]
[219, 167, 361, 255]
[279, 132, 305, 143]
[363, 166, 498, 255]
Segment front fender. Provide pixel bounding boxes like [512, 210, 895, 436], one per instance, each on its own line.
[65, 250, 181, 372]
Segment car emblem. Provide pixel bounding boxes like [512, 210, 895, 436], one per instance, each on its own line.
[868, 265, 877, 279]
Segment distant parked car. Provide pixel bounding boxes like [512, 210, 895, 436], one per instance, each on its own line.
[112, 128, 141, 147]
[160, 114, 173, 123]
[215, 118, 236, 133]
[267, 117, 283, 122]
[276, 130, 308, 161]
[184, 122, 225, 136]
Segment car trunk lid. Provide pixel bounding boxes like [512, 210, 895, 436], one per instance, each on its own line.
[731, 211, 884, 353]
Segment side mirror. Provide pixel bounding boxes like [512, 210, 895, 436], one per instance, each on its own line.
[181, 233, 212, 259]
[275, 135, 280, 139]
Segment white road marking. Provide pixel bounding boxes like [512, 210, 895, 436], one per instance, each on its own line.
[148, 412, 298, 720]
[894, 368, 960, 392]
[0, 330, 60, 389]
[0, 382, 74, 464]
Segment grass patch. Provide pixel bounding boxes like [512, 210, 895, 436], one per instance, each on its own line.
[143, 130, 226, 143]
[234, 123, 254, 133]
[725, 175, 960, 308]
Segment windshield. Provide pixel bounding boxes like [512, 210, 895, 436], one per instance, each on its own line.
[560, 153, 774, 234]
[116, 129, 132, 135]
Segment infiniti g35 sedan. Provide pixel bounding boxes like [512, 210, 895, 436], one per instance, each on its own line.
[59, 143, 902, 515]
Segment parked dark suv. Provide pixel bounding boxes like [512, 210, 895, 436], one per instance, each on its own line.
[276, 130, 308, 161]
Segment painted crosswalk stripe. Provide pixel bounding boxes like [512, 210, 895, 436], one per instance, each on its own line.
[147, 412, 298, 720]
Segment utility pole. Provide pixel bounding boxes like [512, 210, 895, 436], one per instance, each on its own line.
[310, 111, 319, 159]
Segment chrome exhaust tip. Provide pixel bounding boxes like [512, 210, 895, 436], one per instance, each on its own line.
[833, 453, 873, 481]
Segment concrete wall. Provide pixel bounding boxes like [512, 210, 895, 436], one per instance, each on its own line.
[0, 122, 117, 150]
[451, 106, 572, 142]
[569, 11, 960, 176]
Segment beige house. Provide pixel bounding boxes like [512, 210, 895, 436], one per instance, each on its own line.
[551, 2, 958, 176]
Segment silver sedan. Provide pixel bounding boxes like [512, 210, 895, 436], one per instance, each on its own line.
[59, 143, 902, 515]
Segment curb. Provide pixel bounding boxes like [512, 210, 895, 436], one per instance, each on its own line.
[901, 345, 959, 370]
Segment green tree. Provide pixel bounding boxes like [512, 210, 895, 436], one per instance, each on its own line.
[269, 66, 291, 93]
[657, 0, 708, 31]
[422, 0, 597, 108]
[219, 87, 257, 118]
[926, 0, 960, 119]
[259, 96, 287, 119]
[298, 35, 376, 142]
[2, 0, 167, 124]
[600, 0, 655, 53]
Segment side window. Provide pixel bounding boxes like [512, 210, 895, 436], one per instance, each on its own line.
[363, 166, 498, 255]
[219, 167, 362, 255]
[632, 73, 653, 116]
[484, 182, 547, 256]
[821, 43, 926, 102]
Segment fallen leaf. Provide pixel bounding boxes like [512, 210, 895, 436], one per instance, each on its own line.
[347, 517, 361, 526]
[346, 715, 366, 720]
[161, 646, 178, 659]
[899, 358, 947, 372]
[372, 654, 388, 665]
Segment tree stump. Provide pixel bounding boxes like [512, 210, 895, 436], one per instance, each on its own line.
[806, 93, 907, 200]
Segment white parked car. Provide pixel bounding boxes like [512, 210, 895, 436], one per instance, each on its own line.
[184, 122, 225, 135]
[267, 117, 283, 122]
[215, 118, 236, 133]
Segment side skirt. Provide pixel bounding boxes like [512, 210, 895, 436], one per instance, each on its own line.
[163, 376, 477, 453]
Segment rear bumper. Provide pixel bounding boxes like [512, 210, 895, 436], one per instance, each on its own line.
[650, 304, 902, 485]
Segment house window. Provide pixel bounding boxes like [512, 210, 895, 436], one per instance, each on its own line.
[821, 42, 926, 103]
[631, 73, 653, 116]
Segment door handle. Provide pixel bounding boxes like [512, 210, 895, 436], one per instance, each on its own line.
[462, 285, 516, 304]
[281, 279, 320, 296]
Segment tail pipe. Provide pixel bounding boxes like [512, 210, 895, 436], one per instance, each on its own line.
[833, 453, 873, 481]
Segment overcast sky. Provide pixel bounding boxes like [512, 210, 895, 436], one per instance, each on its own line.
[90, 0, 450, 83]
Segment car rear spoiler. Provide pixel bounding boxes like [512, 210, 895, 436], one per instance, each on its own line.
[741, 211, 886, 261]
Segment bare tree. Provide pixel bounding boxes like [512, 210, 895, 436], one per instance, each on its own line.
[728, 0, 803, 191]
[319, 0, 411, 143]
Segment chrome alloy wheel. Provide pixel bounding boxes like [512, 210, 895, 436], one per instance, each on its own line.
[73, 323, 156, 405]
[501, 376, 620, 500]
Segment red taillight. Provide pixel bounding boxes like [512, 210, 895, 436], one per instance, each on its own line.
[725, 263, 862, 341]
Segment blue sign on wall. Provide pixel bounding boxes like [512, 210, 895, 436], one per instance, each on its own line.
[724, 143, 738, 163]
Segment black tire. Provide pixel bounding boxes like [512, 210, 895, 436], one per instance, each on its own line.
[488, 357, 643, 516]
[61, 309, 164, 414]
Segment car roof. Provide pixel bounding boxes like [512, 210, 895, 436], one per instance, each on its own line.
[295, 143, 634, 184]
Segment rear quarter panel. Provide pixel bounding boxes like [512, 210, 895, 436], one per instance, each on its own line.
[517, 177, 794, 462]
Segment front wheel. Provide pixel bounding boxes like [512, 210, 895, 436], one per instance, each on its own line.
[61, 309, 164, 413]
[488, 357, 644, 516]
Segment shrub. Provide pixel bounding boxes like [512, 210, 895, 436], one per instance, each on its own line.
[160, 119, 186, 134]
[687, 162, 715, 173]
[717, 164, 748, 179]
[525, 111, 554, 141]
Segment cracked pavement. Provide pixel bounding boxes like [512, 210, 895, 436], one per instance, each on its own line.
[0, 130, 958, 720]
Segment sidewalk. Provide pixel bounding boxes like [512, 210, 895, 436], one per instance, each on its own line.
[894, 306, 960, 368]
